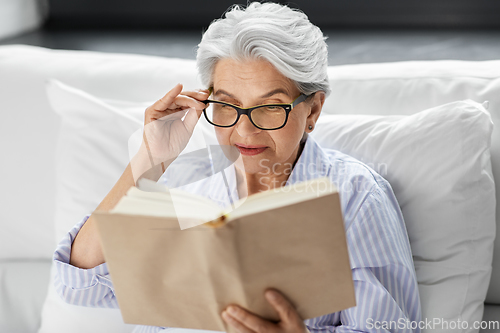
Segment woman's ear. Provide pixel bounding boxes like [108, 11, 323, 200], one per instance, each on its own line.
[305, 91, 325, 132]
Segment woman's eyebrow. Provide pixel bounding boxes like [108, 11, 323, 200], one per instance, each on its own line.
[259, 88, 290, 99]
[214, 88, 290, 100]
[214, 89, 237, 99]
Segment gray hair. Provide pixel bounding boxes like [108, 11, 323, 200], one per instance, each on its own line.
[196, 2, 330, 97]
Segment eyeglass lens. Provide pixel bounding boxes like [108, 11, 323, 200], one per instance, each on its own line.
[205, 102, 287, 129]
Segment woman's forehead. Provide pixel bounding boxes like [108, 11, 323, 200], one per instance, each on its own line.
[212, 58, 297, 97]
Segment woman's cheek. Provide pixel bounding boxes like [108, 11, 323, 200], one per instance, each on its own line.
[215, 127, 231, 146]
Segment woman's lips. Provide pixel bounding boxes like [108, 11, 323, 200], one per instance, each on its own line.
[234, 143, 268, 156]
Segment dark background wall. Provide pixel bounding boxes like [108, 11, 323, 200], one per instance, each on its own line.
[46, 0, 500, 30]
[3, 0, 499, 65]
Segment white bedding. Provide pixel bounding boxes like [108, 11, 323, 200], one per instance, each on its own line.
[1, 45, 499, 333]
[0, 260, 51, 333]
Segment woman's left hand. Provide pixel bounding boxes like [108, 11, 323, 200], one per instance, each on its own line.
[221, 289, 309, 333]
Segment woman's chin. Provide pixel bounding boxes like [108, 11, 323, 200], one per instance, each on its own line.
[236, 157, 270, 175]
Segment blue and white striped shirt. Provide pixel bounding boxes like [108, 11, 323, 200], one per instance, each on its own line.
[53, 134, 421, 333]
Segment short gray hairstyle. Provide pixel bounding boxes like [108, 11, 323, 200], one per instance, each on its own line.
[196, 2, 330, 97]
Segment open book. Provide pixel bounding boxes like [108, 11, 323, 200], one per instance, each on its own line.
[93, 177, 355, 332]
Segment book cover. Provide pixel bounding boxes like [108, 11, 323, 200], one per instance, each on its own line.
[93, 177, 355, 331]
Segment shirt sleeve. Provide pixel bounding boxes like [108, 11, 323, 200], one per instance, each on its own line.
[306, 184, 422, 333]
[53, 214, 118, 308]
[53, 216, 172, 333]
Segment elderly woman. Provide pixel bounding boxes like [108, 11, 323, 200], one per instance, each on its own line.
[54, 2, 421, 333]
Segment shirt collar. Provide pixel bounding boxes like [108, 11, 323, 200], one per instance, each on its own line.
[285, 134, 331, 186]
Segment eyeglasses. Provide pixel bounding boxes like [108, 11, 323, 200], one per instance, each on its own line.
[202, 89, 312, 130]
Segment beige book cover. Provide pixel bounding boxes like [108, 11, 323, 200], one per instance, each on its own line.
[93, 177, 355, 332]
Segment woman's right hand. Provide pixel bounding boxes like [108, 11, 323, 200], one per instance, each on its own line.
[72, 84, 209, 269]
[140, 83, 209, 166]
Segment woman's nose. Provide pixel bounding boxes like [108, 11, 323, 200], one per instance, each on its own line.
[235, 114, 261, 137]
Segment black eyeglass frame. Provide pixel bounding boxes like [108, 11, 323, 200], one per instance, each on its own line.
[201, 90, 313, 131]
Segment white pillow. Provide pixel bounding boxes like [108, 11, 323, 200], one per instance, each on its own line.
[0, 45, 201, 260]
[312, 100, 495, 331]
[324, 60, 500, 304]
[47, 79, 145, 241]
[46, 79, 214, 241]
[40, 79, 214, 333]
[43, 79, 495, 333]
[39, 80, 146, 333]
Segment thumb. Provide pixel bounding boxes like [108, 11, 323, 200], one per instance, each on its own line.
[265, 289, 301, 323]
[182, 107, 202, 135]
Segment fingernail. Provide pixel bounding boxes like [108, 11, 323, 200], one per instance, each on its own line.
[222, 311, 231, 322]
[266, 290, 277, 300]
[227, 306, 237, 315]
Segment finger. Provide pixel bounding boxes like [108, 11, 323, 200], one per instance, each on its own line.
[265, 289, 300, 323]
[181, 89, 211, 101]
[153, 83, 183, 111]
[145, 110, 186, 127]
[182, 108, 202, 135]
[150, 108, 187, 121]
[224, 305, 273, 333]
[222, 310, 255, 333]
[165, 95, 208, 112]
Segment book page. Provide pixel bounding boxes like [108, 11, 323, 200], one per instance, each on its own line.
[227, 177, 337, 221]
[111, 177, 337, 229]
[111, 181, 223, 224]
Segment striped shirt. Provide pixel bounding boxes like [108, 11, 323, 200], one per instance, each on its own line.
[53, 134, 421, 333]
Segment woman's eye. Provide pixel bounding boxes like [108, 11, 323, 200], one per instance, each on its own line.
[265, 106, 280, 111]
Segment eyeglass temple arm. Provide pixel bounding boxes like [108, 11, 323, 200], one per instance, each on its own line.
[292, 93, 312, 108]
